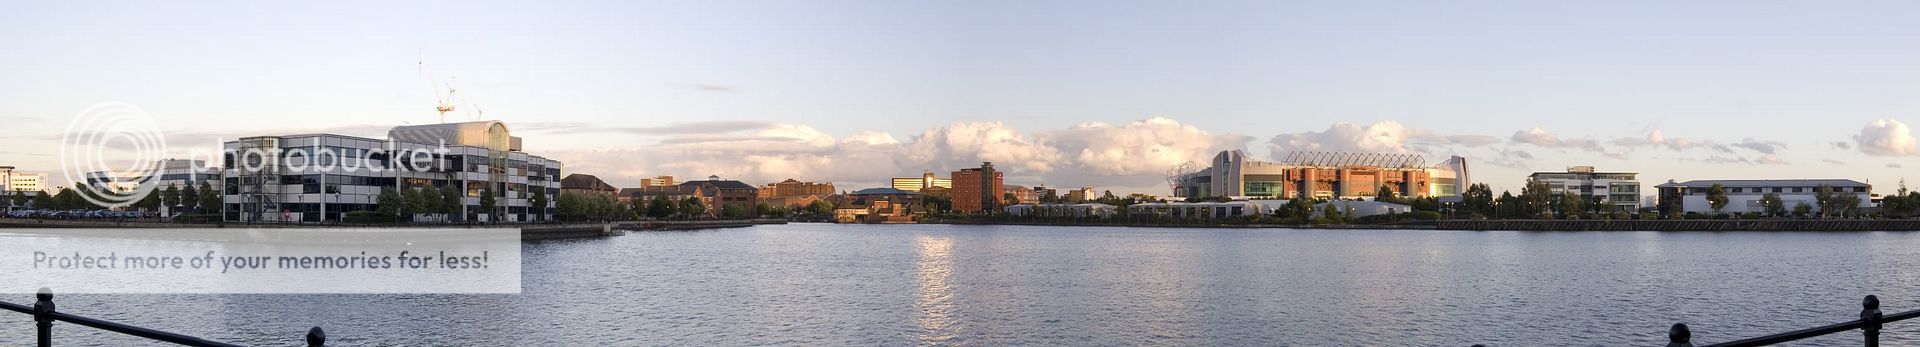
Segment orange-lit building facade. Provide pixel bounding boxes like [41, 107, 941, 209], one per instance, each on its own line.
[951, 162, 1004, 213]
[1172, 150, 1470, 199]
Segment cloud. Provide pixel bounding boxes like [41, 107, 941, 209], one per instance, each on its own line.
[684, 84, 736, 92]
[518, 120, 777, 136]
[1832, 141, 1852, 150]
[1854, 119, 1920, 156]
[1511, 127, 1605, 152]
[1042, 117, 1250, 177]
[1445, 134, 1502, 147]
[1607, 128, 1723, 152]
[545, 117, 1247, 192]
[1682, 155, 1789, 166]
[904, 121, 1063, 174]
[1730, 139, 1786, 154]
[1822, 159, 1846, 165]
[1890, 163, 1904, 169]
[1266, 121, 1495, 158]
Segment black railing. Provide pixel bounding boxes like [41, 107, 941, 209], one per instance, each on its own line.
[0, 288, 325, 347]
[1472, 295, 1918, 346]
[1662, 295, 1920, 347]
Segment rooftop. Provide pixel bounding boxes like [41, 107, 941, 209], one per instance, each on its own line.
[1655, 179, 1868, 188]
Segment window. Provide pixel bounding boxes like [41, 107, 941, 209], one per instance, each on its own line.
[1793, 187, 1803, 193]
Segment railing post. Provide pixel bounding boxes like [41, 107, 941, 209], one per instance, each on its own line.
[1862, 295, 1883, 347]
[1668, 323, 1693, 347]
[306, 326, 325, 346]
[33, 287, 54, 347]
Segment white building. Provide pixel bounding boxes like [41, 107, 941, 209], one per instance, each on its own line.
[221, 121, 562, 223]
[85, 159, 222, 195]
[2, 166, 44, 194]
[1314, 200, 1414, 218]
[1127, 200, 1293, 219]
[1527, 166, 1641, 211]
[1005, 203, 1119, 218]
[1654, 179, 1870, 215]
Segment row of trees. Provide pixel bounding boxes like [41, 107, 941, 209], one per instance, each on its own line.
[5, 182, 222, 213]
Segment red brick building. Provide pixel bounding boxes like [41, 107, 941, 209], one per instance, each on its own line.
[951, 162, 1004, 213]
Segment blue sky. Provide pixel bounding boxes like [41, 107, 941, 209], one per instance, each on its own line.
[5, 1, 1920, 194]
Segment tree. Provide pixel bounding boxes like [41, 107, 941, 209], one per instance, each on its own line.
[478, 188, 497, 222]
[807, 200, 834, 217]
[420, 186, 444, 220]
[161, 184, 180, 210]
[1557, 191, 1585, 219]
[377, 188, 404, 217]
[680, 197, 707, 219]
[647, 195, 675, 219]
[11, 191, 31, 208]
[179, 184, 200, 211]
[1496, 191, 1522, 219]
[1760, 193, 1786, 217]
[1705, 184, 1728, 215]
[529, 188, 549, 222]
[1460, 183, 1494, 218]
[1375, 185, 1399, 204]
[443, 185, 464, 221]
[403, 188, 428, 218]
[1005, 193, 1020, 205]
[722, 203, 749, 219]
[1814, 185, 1839, 219]
[1793, 201, 1814, 218]
[1520, 180, 1553, 218]
[133, 190, 160, 210]
[198, 181, 221, 214]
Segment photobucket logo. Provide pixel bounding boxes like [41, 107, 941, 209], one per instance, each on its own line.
[226, 141, 451, 174]
[58, 102, 166, 208]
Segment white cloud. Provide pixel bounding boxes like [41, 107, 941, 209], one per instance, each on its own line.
[1854, 119, 1920, 156]
[1041, 117, 1249, 176]
[903, 121, 1062, 174]
[1511, 127, 1605, 152]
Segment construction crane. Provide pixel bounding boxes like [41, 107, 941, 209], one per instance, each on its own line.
[418, 50, 459, 123]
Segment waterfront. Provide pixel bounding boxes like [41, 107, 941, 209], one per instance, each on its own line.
[6, 224, 1920, 345]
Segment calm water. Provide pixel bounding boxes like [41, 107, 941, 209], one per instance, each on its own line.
[6, 224, 1920, 346]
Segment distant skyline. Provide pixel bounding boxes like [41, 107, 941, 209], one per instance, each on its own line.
[6, 1, 1920, 194]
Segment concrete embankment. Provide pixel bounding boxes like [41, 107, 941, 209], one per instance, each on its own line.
[616, 219, 788, 231]
[1437, 219, 1920, 231]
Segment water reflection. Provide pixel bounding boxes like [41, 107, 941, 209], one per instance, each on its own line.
[915, 235, 958, 344]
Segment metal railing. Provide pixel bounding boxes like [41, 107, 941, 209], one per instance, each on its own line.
[1661, 295, 1919, 347]
[0, 288, 325, 347]
[1469, 295, 1918, 346]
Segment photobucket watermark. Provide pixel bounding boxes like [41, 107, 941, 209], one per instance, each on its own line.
[59, 102, 456, 208]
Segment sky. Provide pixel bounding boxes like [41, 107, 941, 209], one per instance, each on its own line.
[5, 1, 1920, 195]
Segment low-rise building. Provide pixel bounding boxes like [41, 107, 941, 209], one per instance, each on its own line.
[1314, 200, 1414, 218]
[1528, 166, 1641, 211]
[220, 120, 563, 223]
[759, 179, 834, 199]
[1005, 203, 1118, 218]
[1127, 200, 1292, 219]
[1004, 185, 1037, 205]
[560, 173, 617, 196]
[1654, 179, 1871, 215]
[678, 175, 759, 213]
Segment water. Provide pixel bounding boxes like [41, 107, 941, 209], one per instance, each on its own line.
[5, 224, 1920, 346]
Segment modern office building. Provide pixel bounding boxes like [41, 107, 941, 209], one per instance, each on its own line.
[890, 171, 952, 192]
[1654, 179, 1871, 215]
[1528, 166, 1640, 211]
[1172, 150, 1470, 200]
[84, 160, 221, 192]
[221, 120, 562, 223]
[951, 162, 1004, 213]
